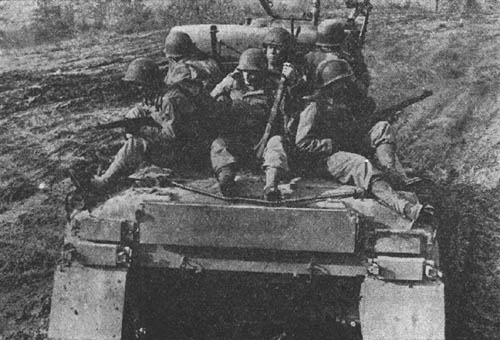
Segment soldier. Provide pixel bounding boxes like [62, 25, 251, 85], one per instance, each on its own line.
[163, 30, 223, 91]
[261, 27, 307, 116]
[307, 20, 415, 186]
[212, 28, 303, 100]
[210, 48, 294, 201]
[210, 48, 266, 102]
[261, 27, 305, 88]
[72, 57, 218, 191]
[262, 27, 295, 73]
[293, 59, 433, 224]
[305, 18, 370, 96]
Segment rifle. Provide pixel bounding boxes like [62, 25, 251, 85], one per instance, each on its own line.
[371, 89, 433, 125]
[95, 116, 162, 133]
[345, 0, 373, 47]
[254, 74, 287, 159]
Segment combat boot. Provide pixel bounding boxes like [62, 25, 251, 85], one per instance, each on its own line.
[264, 186, 281, 202]
[263, 167, 282, 202]
[66, 169, 102, 215]
[217, 165, 237, 197]
[68, 169, 108, 193]
[371, 178, 418, 219]
[412, 204, 436, 230]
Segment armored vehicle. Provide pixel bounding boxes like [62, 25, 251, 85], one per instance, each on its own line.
[48, 1, 445, 339]
[49, 173, 443, 340]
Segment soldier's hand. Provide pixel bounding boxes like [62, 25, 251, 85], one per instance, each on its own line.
[282, 62, 298, 85]
[215, 94, 232, 107]
[229, 69, 243, 80]
[125, 106, 150, 119]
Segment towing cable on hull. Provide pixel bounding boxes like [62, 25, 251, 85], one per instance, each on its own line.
[65, 168, 365, 219]
[168, 180, 365, 207]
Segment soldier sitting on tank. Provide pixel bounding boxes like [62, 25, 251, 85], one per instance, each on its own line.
[163, 31, 223, 92]
[306, 20, 417, 187]
[71, 57, 220, 192]
[211, 28, 303, 101]
[262, 28, 307, 94]
[210, 48, 295, 201]
[305, 18, 370, 96]
[292, 59, 434, 225]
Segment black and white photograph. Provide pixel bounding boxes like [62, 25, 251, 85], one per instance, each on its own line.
[0, 0, 498, 339]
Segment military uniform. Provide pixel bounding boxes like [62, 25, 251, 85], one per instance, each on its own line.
[304, 50, 368, 94]
[210, 48, 292, 199]
[293, 59, 423, 221]
[306, 20, 408, 184]
[163, 31, 223, 91]
[210, 88, 289, 175]
[93, 61, 218, 187]
[165, 57, 222, 92]
[294, 100, 421, 221]
[211, 71, 256, 102]
[306, 19, 370, 96]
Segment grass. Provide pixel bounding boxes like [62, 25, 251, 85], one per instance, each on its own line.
[0, 0, 259, 49]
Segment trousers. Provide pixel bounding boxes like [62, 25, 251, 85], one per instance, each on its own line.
[325, 151, 418, 219]
[211, 135, 289, 173]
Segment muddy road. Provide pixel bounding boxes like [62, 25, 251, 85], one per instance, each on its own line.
[1, 6, 500, 340]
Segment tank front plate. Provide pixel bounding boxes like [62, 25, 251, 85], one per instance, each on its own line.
[139, 202, 357, 253]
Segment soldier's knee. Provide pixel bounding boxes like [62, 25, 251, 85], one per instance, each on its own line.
[263, 136, 289, 171]
[266, 135, 285, 149]
[210, 138, 236, 173]
[352, 155, 377, 189]
[369, 121, 395, 148]
[211, 138, 227, 153]
[346, 152, 371, 169]
[327, 151, 368, 171]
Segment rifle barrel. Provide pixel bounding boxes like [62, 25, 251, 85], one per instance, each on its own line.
[95, 117, 162, 130]
[373, 90, 433, 123]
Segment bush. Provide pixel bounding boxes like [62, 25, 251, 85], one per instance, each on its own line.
[107, 0, 156, 34]
[159, 0, 250, 26]
[23, 0, 250, 44]
[30, 0, 74, 43]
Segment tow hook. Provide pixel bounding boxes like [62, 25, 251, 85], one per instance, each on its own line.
[367, 258, 379, 276]
[425, 260, 443, 279]
[117, 246, 132, 266]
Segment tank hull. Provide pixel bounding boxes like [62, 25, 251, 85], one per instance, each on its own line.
[49, 176, 444, 340]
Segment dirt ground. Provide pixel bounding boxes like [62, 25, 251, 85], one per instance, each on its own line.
[1, 5, 500, 340]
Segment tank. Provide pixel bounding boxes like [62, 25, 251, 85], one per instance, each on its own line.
[48, 1, 445, 339]
[48, 170, 444, 340]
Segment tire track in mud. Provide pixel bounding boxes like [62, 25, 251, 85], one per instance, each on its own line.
[0, 40, 151, 338]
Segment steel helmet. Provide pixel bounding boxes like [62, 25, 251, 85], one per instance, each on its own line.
[122, 58, 159, 85]
[262, 27, 293, 51]
[315, 59, 354, 89]
[164, 31, 195, 58]
[237, 48, 267, 71]
[316, 19, 347, 47]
